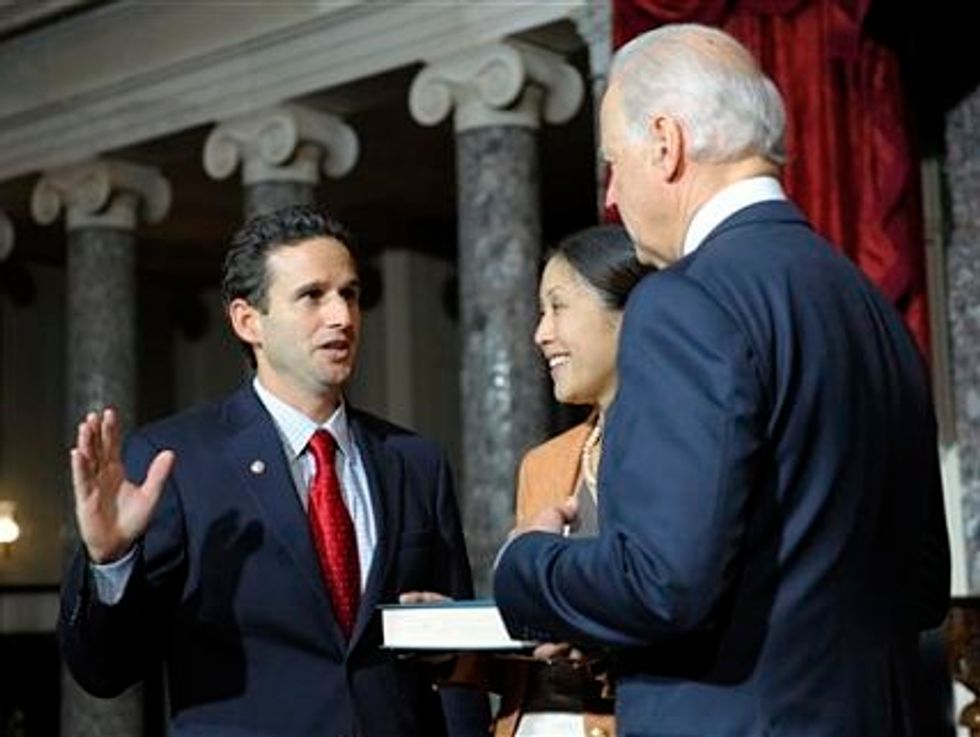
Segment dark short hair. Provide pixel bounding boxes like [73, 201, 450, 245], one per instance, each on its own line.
[547, 224, 653, 310]
[221, 204, 356, 312]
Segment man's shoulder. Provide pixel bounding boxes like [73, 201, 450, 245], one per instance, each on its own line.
[348, 407, 447, 463]
[624, 264, 729, 322]
[654, 199, 859, 313]
[130, 385, 255, 448]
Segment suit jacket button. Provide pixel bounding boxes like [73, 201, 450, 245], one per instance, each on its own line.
[588, 728, 608, 737]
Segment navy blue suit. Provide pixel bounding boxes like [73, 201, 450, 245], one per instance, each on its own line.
[494, 201, 950, 736]
[60, 386, 485, 737]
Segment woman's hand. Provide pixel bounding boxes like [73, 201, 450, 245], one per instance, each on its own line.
[532, 641, 584, 663]
[398, 591, 451, 604]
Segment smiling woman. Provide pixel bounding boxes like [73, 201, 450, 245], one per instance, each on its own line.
[535, 225, 652, 411]
[486, 225, 654, 737]
[522, 224, 652, 529]
[537, 245, 624, 410]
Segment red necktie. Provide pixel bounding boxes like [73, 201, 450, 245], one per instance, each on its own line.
[307, 429, 361, 638]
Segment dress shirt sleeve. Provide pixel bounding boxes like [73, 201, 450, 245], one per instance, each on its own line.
[89, 546, 138, 606]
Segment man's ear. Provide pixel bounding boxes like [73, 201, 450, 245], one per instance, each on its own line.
[228, 298, 261, 348]
[648, 114, 685, 182]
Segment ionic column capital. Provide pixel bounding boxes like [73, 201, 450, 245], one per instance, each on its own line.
[0, 210, 13, 261]
[572, 1, 612, 88]
[31, 159, 171, 231]
[409, 40, 584, 133]
[203, 104, 359, 185]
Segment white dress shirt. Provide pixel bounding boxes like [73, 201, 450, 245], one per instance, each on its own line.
[253, 378, 377, 589]
[682, 176, 787, 257]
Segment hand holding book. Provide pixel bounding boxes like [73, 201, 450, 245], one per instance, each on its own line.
[399, 590, 451, 605]
[531, 641, 585, 663]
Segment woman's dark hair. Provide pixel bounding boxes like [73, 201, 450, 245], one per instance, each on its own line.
[547, 224, 653, 310]
[221, 204, 356, 312]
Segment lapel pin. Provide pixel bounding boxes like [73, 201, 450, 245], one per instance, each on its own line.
[249, 459, 266, 475]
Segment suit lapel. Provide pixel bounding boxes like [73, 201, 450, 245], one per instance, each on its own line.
[347, 411, 404, 646]
[220, 392, 407, 652]
[218, 387, 343, 648]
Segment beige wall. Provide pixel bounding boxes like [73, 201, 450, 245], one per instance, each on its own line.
[0, 263, 66, 585]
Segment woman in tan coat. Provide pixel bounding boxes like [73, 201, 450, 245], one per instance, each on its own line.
[494, 224, 653, 737]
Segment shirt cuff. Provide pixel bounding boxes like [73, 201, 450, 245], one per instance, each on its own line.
[89, 546, 137, 605]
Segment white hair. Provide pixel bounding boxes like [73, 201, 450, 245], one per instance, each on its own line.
[611, 24, 787, 165]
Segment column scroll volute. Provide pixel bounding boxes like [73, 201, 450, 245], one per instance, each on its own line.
[408, 40, 584, 132]
[202, 104, 359, 185]
[31, 160, 171, 230]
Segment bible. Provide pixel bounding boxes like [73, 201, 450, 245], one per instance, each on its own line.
[379, 599, 536, 651]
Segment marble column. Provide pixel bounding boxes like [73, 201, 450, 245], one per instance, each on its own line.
[31, 159, 171, 737]
[947, 88, 980, 591]
[573, 0, 613, 218]
[203, 103, 359, 219]
[410, 41, 584, 592]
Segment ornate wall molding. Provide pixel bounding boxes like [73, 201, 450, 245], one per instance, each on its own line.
[0, 0, 586, 182]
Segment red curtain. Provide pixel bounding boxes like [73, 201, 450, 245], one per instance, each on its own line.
[612, 0, 930, 359]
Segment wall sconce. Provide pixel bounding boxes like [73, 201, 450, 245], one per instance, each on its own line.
[0, 500, 20, 556]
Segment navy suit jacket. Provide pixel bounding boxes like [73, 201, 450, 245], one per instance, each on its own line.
[60, 385, 486, 737]
[494, 201, 950, 736]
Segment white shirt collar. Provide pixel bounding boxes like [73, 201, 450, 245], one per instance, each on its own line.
[682, 176, 787, 257]
[252, 377, 354, 460]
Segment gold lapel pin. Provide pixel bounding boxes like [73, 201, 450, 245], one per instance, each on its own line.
[249, 460, 266, 475]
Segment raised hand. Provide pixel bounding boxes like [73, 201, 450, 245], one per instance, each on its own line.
[69, 408, 175, 564]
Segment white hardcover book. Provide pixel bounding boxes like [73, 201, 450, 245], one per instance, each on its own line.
[379, 599, 536, 651]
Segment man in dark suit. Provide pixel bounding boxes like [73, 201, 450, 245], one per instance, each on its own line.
[494, 23, 950, 736]
[60, 205, 487, 737]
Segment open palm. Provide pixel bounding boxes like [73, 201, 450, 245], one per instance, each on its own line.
[70, 408, 175, 564]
